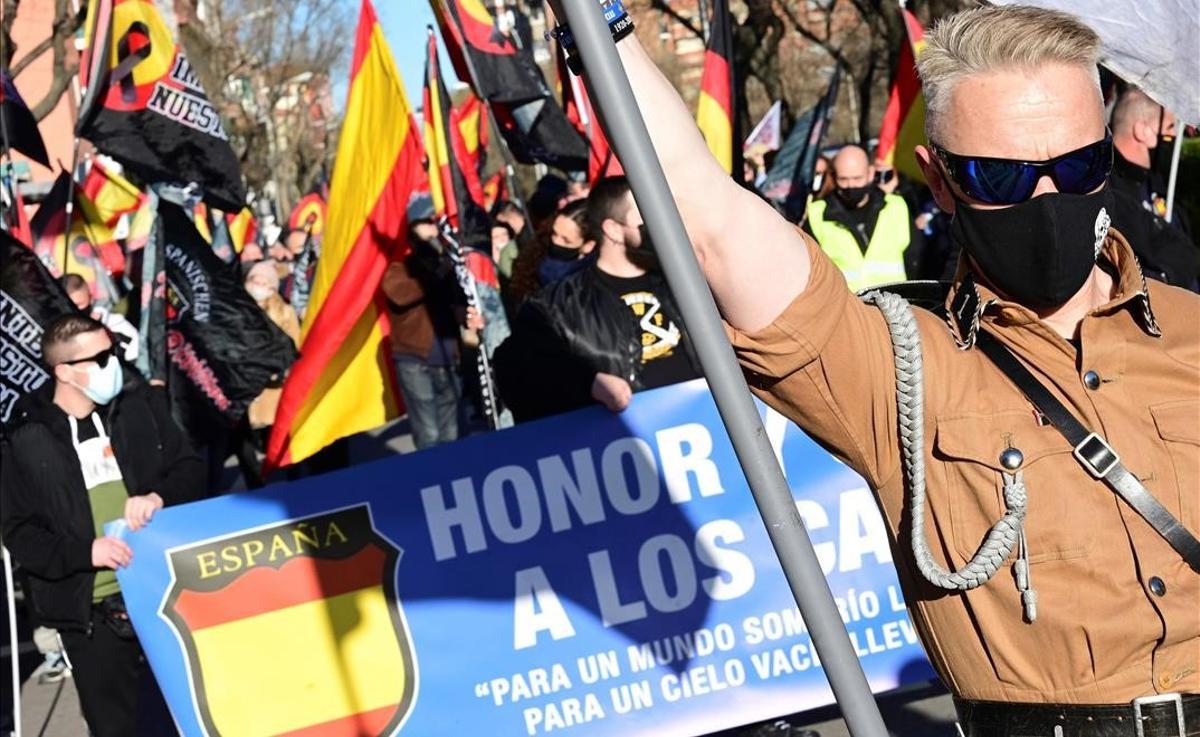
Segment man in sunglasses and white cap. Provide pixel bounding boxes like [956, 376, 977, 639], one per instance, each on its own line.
[1, 313, 205, 735]
[551, 1, 1198, 734]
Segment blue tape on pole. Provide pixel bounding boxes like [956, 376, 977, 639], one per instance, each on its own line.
[115, 379, 932, 737]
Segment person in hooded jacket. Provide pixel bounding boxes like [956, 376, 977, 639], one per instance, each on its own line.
[1, 313, 204, 736]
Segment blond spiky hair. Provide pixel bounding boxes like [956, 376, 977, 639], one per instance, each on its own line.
[918, 5, 1102, 142]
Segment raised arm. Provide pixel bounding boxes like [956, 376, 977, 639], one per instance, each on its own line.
[589, 31, 812, 331]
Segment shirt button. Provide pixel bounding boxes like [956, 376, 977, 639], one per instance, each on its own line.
[1148, 576, 1167, 597]
[1159, 673, 1174, 690]
[1083, 370, 1101, 390]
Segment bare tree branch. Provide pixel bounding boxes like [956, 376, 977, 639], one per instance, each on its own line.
[649, 0, 703, 40]
[30, 0, 83, 121]
[10, 32, 54, 77]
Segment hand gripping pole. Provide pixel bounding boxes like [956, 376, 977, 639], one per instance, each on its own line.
[556, 1, 890, 734]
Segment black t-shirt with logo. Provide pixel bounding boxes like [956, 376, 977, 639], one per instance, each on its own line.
[593, 270, 697, 390]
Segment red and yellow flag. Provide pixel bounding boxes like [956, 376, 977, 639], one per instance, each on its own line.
[288, 192, 327, 237]
[266, 0, 423, 469]
[696, 0, 736, 174]
[78, 157, 145, 228]
[224, 208, 257, 254]
[875, 7, 927, 183]
[423, 28, 489, 243]
[556, 42, 622, 183]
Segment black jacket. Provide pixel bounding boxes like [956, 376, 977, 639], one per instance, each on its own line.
[1108, 151, 1197, 291]
[494, 264, 698, 423]
[1, 378, 205, 631]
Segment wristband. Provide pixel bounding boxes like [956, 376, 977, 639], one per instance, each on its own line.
[548, 0, 635, 75]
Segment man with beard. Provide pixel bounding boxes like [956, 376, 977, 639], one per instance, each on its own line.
[494, 176, 701, 422]
[547, 1, 1198, 732]
[804, 144, 923, 291]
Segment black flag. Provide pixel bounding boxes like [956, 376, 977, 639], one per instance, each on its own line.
[76, 0, 245, 211]
[760, 65, 841, 221]
[1, 70, 50, 167]
[0, 231, 77, 425]
[160, 201, 295, 428]
[431, 0, 587, 171]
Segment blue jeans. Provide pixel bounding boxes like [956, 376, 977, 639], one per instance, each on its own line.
[393, 355, 461, 450]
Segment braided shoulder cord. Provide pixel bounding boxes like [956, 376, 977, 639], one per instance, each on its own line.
[860, 290, 1028, 593]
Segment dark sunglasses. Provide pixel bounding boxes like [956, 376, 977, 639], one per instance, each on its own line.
[933, 134, 1112, 205]
[59, 347, 115, 368]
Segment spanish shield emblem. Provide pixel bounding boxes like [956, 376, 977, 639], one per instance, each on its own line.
[161, 505, 415, 736]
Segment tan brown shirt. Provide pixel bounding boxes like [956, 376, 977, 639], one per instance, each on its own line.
[728, 230, 1199, 703]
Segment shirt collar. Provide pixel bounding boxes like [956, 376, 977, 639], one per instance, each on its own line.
[943, 229, 1161, 348]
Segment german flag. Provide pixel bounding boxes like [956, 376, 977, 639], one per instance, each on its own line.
[875, 7, 927, 183]
[265, 0, 423, 469]
[696, 0, 740, 176]
[423, 28, 489, 246]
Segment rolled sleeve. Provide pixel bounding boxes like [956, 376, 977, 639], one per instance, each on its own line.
[726, 235, 901, 487]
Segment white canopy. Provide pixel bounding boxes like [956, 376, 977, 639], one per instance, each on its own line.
[991, 0, 1200, 124]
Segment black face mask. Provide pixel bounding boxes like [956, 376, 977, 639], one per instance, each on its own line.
[1151, 134, 1175, 186]
[628, 225, 661, 272]
[545, 243, 581, 261]
[835, 185, 872, 207]
[950, 187, 1113, 309]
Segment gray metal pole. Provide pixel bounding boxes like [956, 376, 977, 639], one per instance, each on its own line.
[1164, 129, 1183, 223]
[557, 2, 890, 735]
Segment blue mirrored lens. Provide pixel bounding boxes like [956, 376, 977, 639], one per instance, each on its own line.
[961, 159, 1039, 205]
[1052, 139, 1111, 194]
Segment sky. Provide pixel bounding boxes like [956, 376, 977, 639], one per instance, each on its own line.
[355, 1, 463, 112]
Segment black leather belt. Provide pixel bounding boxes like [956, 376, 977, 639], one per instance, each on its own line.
[955, 695, 1200, 737]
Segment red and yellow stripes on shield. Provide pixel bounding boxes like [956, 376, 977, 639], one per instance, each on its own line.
[172, 546, 408, 736]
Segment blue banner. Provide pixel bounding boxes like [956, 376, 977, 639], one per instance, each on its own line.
[115, 379, 932, 737]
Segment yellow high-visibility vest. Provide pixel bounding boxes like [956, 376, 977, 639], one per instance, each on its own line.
[807, 194, 910, 292]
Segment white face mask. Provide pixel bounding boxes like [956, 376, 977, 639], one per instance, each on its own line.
[247, 284, 275, 302]
[71, 354, 124, 405]
[811, 173, 825, 193]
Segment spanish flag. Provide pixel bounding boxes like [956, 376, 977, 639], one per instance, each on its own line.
[266, 0, 423, 469]
[875, 7, 927, 183]
[77, 158, 145, 228]
[223, 208, 257, 254]
[423, 28, 489, 244]
[696, 0, 738, 175]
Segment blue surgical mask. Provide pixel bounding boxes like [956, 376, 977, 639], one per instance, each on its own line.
[74, 355, 124, 405]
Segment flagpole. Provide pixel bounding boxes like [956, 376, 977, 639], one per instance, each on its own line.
[1164, 124, 1184, 222]
[557, 1, 890, 735]
[61, 138, 82, 275]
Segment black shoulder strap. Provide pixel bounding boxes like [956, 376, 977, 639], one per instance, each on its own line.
[974, 329, 1200, 571]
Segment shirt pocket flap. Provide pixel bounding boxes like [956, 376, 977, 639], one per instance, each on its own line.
[935, 410, 1083, 564]
[935, 410, 1072, 470]
[1151, 400, 1200, 445]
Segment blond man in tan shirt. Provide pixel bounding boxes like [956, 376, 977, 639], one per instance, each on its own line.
[551, 1, 1199, 733]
